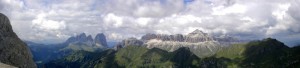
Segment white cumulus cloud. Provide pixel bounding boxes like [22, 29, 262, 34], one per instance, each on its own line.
[0, 0, 300, 46]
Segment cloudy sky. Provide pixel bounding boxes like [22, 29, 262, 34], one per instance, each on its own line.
[0, 0, 300, 46]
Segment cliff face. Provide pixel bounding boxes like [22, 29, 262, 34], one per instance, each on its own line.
[140, 30, 219, 57]
[115, 29, 241, 57]
[94, 33, 108, 47]
[65, 33, 108, 47]
[0, 13, 37, 68]
[141, 29, 215, 43]
[65, 33, 92, 44]
[114, 38, 144, 50]
[141, 29, 240, 44]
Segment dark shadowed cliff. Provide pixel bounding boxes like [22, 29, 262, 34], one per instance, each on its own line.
[0, 13, 36, 68]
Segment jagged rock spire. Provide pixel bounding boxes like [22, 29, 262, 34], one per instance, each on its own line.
[95, 33, 107, 47]
[65, 33, 108, 47]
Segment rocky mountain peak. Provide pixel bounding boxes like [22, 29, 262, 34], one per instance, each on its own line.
[189, 29, 205, 34]
[78, 33, 87, 39]
[116, 29, 241, 57]
[0, 13, 37, 68]
[66, 33, 92, 43]
[141, 33, 157, 41]
[185, 29, 214, 42]
[65, 33, 108, 48]
[140, 29, 215, 43]
[187, 29, 208, 37]
[87, 35, 93, 41]
[95, 33, 107, 47]
[114, 38, 144, 50]
[0, 13, 14, 39]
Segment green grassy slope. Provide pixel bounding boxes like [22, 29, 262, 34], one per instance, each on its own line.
[216, 38, 299, 68]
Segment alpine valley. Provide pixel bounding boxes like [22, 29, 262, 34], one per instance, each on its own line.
[26, 33, 108, 67]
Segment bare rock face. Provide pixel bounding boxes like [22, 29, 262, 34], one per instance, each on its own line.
[94, 33, 108, 47]
[61, 33, 108, 52]
[142, 34, 185, 42]
[118, 29, 241, 57]
[141, 29, 239, 44]
[114, 38, 144, 50]
[141, 29, 215, 43]
[184, 29, 214, 43]
[65, 33, 108, 47]
[141, 33, 157, 41]
[141, 29, 239, 57]
[66, 33, 92, 43]
[0, 13, 37, 68]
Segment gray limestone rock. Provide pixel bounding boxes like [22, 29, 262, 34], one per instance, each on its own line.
[114, 38, 144, 50]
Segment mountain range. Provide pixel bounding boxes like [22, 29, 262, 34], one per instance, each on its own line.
[26, 33, 108, 67]
[44, 38, 300, 68]
[1, 12, 299, 68]
[39, 28, 300, 68]
[115, 29, 241, 57]
[65, 33, 107, 47]
[29, 29, 246, 67]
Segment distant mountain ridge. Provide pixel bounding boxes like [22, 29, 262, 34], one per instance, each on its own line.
[62, 33, 107, 52]
[141, 29, 239, 43]
[114, 38, 144, 50]
[65, 33, 107, 47]
[44, 38, 300, 68]
[27, 33, 108, 67]
[141, 29, 214, 42]
[115, 29, 241, 57]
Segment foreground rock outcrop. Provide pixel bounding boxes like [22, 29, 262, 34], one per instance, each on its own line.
[0, 62, 17, 68]
[0, 13, 37, 68]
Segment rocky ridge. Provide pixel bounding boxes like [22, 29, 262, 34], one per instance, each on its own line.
[65, 33, 107, 47]
[114, 38, 144, 50]
[116, 29, 241, 57]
